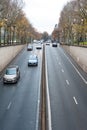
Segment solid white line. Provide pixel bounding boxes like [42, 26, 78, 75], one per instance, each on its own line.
[35, 99, 40, 130]
[35, 47, 43, 130]
[73, 97, 78, 105]
[46, 51, 52, 130]
[66, 80, 69, 85]
[46, 68, 52, 130]
[7, 102, 12, 110]
[62, 51, 87, 84]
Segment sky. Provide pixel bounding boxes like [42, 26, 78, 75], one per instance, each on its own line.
[23, 0, 71, 34]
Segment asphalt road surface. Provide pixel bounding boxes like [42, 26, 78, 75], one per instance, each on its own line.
[0, 43, 87, 130]
[46, 43, 87, 130]
[0, 44, 42, 130]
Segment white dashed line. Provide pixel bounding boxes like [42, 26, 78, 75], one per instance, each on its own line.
[66, 80, 69, 85]
[59, 62, 61, 65]
[73, 97, 78, 105]
[7, 102, 12, 110]
[61, 69, 64, 73]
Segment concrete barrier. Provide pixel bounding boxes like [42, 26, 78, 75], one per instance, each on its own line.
[0, 45, 25, 72]
[62, 45, 87, 73]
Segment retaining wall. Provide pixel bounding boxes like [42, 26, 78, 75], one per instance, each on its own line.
[62, 45, 87, 73]
[0, 45, 25, 72]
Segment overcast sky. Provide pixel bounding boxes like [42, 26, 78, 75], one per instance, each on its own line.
[23, 0, 71, 34]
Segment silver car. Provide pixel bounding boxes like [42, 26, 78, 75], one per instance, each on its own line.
[3, 65, 20, 84]
[28, 54, 38, 66]
[27, 44, 33, 51]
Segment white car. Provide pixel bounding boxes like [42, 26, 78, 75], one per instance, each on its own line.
[28, 54, 38, 66]
[27, 44, 33, 51]
[36, 44, 42, 49]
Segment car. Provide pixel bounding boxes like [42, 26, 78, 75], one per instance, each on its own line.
[52, 42, 57, 47]
[36, 44, 42, 49]
[3, 65, 20, 84]
[27, 44, 33, 51]
[46, 42, 50, 45]
[28, 54, 38, 66]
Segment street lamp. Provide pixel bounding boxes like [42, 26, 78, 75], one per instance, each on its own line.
[13, 25, 16, 44]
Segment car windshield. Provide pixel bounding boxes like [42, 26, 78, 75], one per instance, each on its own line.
[6, 68, 16, 75]
[29, 56, 37, 60]
[28, 45, 32, 48]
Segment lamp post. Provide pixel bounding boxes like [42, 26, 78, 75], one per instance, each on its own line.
[81, 18, 84, 44]
[12, 25, 16, 44]
[0, 24, 2, 45]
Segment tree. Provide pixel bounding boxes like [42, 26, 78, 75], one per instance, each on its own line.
[0, 0, 42, 45]
[57, 0, 87, 45]
[42, 32, 49, 41]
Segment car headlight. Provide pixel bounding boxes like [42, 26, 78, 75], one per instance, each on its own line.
[12, 77, 17, 81]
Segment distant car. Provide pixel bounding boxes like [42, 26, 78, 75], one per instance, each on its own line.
[37, 40, 41, 44]
[3, 65, 20, 84]
[46, 42, 50, 45]
[36, 44, 42, 49]
[28, 54, 38, 66]
[27, 44, 33, 51]
[52, 42, 57, 47]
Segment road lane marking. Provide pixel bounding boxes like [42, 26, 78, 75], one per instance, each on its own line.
[57, 57, 59, 61]
[46, 68, 52, 130]
[7, 102, 12, 110]
[59, 62, 61, 65]
[62, 51, 87, 84]
[73, 97, 78, 105]
[61, 69, 64, 73]
[36, 99, 40, 130]
[66, 80, 69, 85]
[46, 51, 52, 130]
[36, 51, 42, 130]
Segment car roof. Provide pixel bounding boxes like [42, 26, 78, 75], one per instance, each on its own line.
[29, 54, 37, 58]
[28, 44, 33, 47]
[7, 65, 19, 69]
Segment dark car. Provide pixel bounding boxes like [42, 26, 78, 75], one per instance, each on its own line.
[52, 42, 57, 47]
[28, 54, 38, 66]
[3, 65, 20, 84]
[27, 44, 33, 51]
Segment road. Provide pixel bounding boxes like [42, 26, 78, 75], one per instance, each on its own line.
[46, 43, 87, 130]
[0, 44, 42, 130]
[0, 43, 87, 130]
